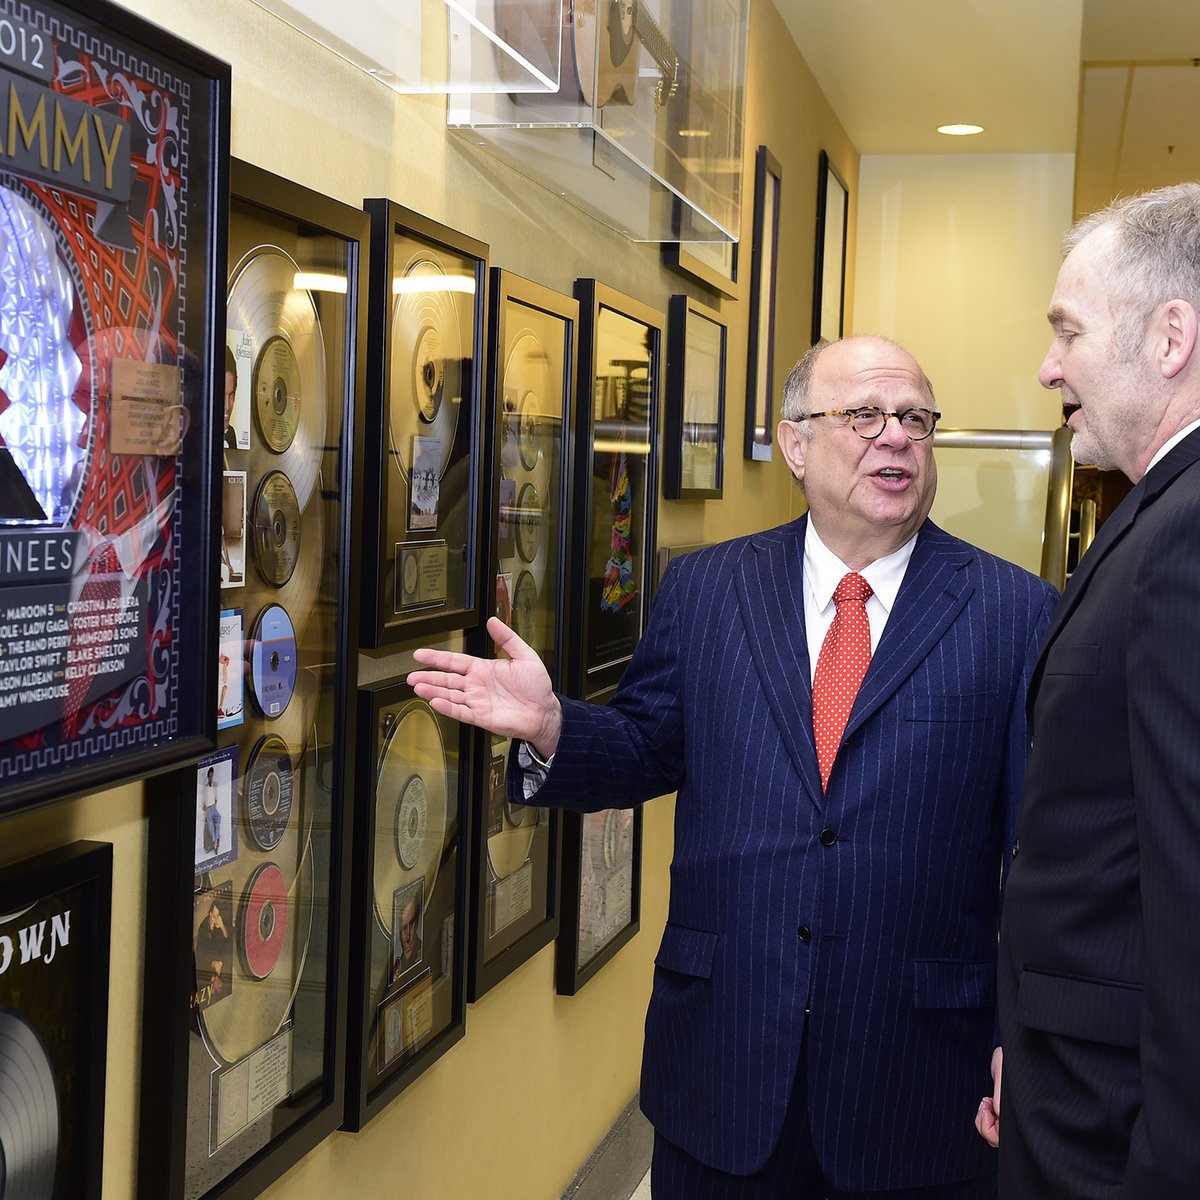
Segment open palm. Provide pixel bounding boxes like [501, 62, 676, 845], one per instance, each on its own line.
[408, 617, 562, 756]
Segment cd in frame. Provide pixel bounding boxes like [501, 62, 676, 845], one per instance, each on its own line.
[361, 200, 489, 647]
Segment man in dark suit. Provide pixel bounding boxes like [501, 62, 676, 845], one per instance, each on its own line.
[411, 336, 1056, 1198]
[991, 183, 1200, 1199]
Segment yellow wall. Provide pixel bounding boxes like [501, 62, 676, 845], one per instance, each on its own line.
[854, 152, 1074, 431]
[0, 1, 855, 1197]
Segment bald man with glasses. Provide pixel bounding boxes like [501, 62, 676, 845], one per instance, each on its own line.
[410, 335, 1057, 1199]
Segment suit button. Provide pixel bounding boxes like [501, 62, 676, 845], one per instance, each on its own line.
[819, 828, 837, 847]
[1011, 839, 1020, 859]
[797, 925, 812, 943]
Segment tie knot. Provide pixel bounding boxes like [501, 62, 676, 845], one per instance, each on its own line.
[833, 572, 872, 607]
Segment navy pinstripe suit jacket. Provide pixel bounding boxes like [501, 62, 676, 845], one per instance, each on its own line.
[1000, 429, 1200, 1199]
[527, 516, 1056, 1190]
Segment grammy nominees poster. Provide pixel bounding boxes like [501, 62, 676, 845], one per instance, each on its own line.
[0, 0, 224, 810]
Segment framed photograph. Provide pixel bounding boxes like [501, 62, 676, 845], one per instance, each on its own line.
[662, 239, 739, 300]
[362, 201, 488, 647]
[0, 0, 229, 816]
[468, 272, 578, 1001]
[745, 145, 782, 462]
[0, 840, 112, 1200]
[813, 150, 850, 345]
[555, 691, 643, 996]
[664, 295, 727, 500]
[346, 674, 470, 1129]
[570, 280, 663, 701]
[138, 163, 369, 1200]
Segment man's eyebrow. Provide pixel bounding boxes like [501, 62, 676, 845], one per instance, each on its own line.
[1046, 304, 1070, 327]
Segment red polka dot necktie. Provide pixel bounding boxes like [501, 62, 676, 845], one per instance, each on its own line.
[812, 572, 873, 791]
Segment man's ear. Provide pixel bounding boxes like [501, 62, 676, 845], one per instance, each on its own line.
[777, 419, 808, 484]
[1155, 298, 1198, 380]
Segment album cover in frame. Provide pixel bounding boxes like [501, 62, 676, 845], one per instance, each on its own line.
[570, 280, 663, 702]
[138, 164, 368, 1200]
[467, 271, 578, 1001]
[0, 839, 112, 1199]
[345, 672, 470, 1129]
[0, 0, 229, 816]
[555, 683, 643, 996]
[664, 294, 727, 500]
[745, 145, 782, 462]
[361, 201, 488, 647]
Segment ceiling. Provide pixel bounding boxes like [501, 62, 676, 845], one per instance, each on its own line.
[774, 0, 1200, 212]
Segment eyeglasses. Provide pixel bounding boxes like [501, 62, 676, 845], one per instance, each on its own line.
[805, 405, 941, 441]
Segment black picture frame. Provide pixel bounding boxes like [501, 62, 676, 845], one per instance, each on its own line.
[345, 673, 470, 1129]
[555, 685, 643, 997]
[570, 280, 663, 701]
[664, 295, 727, 500]
[0, 0, 229, 816]
[0, 839, 112, 1199]
[745, 145, 782, 462]
[662, 239, 739, 300]
[361, 201, 488, 647]
[468, 271, 578, 1001]
[138, 163, 368, 1200]
[812, 150, 849, 345]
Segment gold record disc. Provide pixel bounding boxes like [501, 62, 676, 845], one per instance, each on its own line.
[252, 470, 302, 587]
[197, 829, 315, 1067]
[373, 701, 451, 931]
[227, 246, 327, 510]
[511, 569, 540, 653]
[515, 481, 543, 564]
[388, 254, 464, 483]
[487, 794, 538, 880]
[0, 1007, 58, 1198]
[500, 327, 551, 477]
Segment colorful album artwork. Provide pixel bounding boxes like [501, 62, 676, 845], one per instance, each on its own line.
[194, 747, 238, 874]
[0, 841, 111, 1200]
[223, 328, 253, 452]
[216, 609, 244, 730]
[390, 877, 425, 984]
[0, 0, 223, 813]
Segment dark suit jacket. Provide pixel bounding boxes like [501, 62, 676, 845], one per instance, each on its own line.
[525, 516, 1056, 1190]
[999, 428, 1200, 1200]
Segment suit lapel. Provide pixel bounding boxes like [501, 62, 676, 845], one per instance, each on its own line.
[734, 517, 824, 809]
[842, 524, 975, 742]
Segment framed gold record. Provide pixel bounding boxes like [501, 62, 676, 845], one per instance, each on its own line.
[468, 270, 578, 1003]
[350, 673, 468, 1128]
[141, 161, 369, 1200]
[362, 200, 488, 646]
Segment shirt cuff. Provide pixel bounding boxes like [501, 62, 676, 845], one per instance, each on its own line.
[516, 741, 554, 801]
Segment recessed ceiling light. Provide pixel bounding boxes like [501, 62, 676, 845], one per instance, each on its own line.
[937, 123, 984, 136]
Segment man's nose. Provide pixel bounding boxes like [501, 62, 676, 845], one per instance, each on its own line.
[1038, 345, 1063, 390]
[875, 412, 911, 447]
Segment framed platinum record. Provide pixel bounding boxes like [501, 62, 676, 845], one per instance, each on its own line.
[468, 270, 578, 1001]
[361, 200, 488, 647]
[0, 0, 229, 814]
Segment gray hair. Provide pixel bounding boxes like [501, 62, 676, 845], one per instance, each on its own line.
[779, 335, 936, 430]
[1066, 182, 1200, 357]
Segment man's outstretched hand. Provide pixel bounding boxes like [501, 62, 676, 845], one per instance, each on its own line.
[407, 617, 563, 759]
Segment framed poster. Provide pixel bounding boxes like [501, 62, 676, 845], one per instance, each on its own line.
[555, 688, 643, 996]
[745, 145, 782, 462]
[362, 201, 488, 647]
[570, 280, 662, 701]
[812, 150, 849, 345]
[346, 674, 469, 1129]
[664, 295, 727, 500]
[138, 163, 368, 1200]
[468, 271, 577, 1001]
[0, 840, 112, 1200]
[0, 0, 229, 815]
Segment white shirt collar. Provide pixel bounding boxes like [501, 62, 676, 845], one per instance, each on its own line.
[1146, 417, 1200, 475]
[804, 519, 918, 617]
